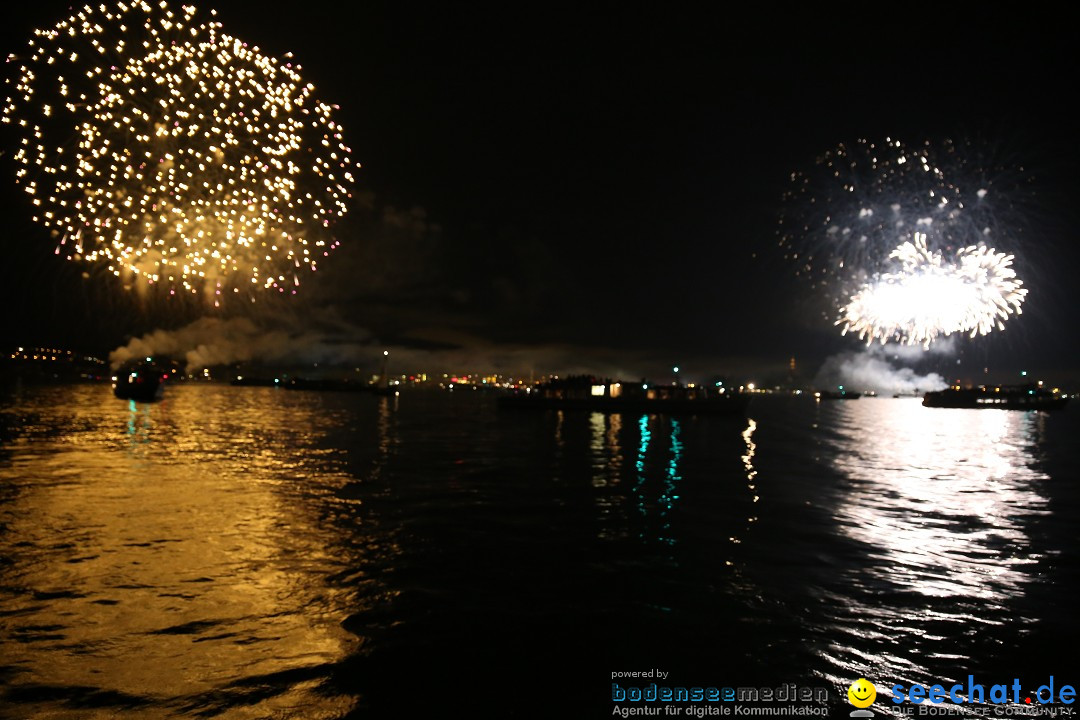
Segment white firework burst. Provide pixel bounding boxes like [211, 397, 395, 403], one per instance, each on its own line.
[838, 233, 1027, 347]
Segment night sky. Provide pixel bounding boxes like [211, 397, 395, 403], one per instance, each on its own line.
[3, 4, 1078, 385]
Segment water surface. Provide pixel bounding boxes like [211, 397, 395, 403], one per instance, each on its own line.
[1, 385, 1077, 717]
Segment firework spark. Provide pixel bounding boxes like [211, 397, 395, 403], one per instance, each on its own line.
[838, 233, 1027, 347]
[780, 137, 1030, 345]
[2, 2, 357, 300]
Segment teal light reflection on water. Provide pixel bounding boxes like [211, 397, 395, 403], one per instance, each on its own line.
[634, 414, 652, 533]
[658, 418, 683, 546]
[628, 414, 684, 546]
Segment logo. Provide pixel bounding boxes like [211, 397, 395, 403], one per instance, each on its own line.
[848, 678, 877, 717]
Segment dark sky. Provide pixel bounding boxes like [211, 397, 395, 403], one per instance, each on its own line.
[3, 4, 1078, 384]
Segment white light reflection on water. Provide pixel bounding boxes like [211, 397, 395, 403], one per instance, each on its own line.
[818, 399, 1051, 710]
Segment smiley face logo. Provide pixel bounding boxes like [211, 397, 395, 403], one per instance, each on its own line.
[848, 678, 876, 708]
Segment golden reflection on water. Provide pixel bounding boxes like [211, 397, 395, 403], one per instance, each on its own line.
[0, 384, 387, 718]
[589, 411, 608, 488]
[370, 394, 400, 485]
[728, 418, 759, 557]
[590, 412, 624, 537]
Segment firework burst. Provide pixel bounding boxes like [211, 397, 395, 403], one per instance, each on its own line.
[780, 137, 1030, 346]
[838, 233, 1027, 347]
[2, 2, 357, 301]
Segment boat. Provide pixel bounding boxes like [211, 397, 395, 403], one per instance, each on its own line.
[113, 364, 167, 402]
[922, 384, 1069, 410]
[499, 394, 749, 414]
[816, 389, 861, 400]
[498, 376, 749, 416]
[282, 377, 397, 395]
[229, 375, 398, 396]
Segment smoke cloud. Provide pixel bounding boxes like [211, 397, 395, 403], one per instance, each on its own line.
[814, 345, 947, 395]
[107, 314, 724, 381]
[109, 316, 373, 371]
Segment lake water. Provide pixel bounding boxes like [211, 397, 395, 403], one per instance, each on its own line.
[1, 384, 1077, 718]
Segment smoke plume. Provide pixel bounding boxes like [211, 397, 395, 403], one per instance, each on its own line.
[814, 345, 948, 395]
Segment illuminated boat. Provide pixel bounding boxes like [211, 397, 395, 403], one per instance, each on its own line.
[282, 377, 397, 395]
[815, 389, 861, 400]
[922, 384, 1069, 410]
[498, 376, 749, 415]
[113, 365, 167, 402]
